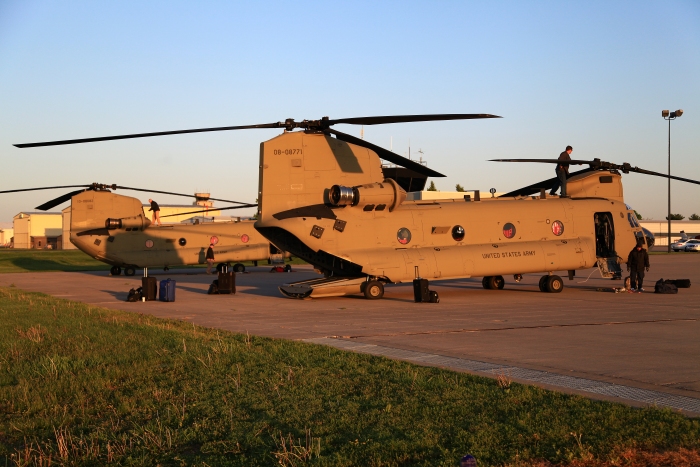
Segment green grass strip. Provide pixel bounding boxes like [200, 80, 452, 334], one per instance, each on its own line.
[0, 287, 698, 466]
[0, 249, 306, 274]
[0, 250, 109, 273]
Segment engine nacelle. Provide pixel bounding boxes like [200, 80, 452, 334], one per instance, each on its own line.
[105, 215, 150, 230]
[329, 179, 406, 211]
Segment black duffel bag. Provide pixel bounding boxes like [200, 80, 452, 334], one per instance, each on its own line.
[655, 278, 678, 294]
[665, 279, 691, 289]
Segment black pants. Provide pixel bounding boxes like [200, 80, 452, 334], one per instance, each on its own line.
[630, 270, 645, 290]
[549, 168, 568, 196]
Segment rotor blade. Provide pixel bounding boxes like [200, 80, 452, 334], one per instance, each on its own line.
[35, 189, 90, 211]
[499, 168, 595, 197]
[115, 186, 252, 205]
[326, 128, 446, 178]
[159, 204, 258, 219]
[490, 159, 700, 186]
[0, 184, 90, 194]
[630, 167, 700, 186]
[14, 122, 283, 148]
[328, 114, 501, 126]
[489, 159, 592, 165]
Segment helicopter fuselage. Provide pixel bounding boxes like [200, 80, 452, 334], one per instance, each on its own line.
[69, 191, 278, 272]
[254, 131, 644, 297]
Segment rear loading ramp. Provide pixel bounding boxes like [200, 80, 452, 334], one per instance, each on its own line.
[279, 276, 368, 299]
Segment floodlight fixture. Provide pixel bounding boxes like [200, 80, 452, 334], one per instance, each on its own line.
[662, 108, 684, 251]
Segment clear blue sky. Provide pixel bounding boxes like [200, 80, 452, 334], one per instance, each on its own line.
[1, 0, 698, 224]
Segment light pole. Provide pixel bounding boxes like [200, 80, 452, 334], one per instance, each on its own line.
[662, 109, 683, 252]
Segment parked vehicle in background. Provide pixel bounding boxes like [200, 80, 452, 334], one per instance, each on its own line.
[672, 239, 693, 251]
[684, 239, 700, 252]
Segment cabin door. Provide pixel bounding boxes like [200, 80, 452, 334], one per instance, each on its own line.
[594, 212, 621, 279]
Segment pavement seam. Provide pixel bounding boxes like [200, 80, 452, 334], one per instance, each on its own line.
[324, 318, 697, 339]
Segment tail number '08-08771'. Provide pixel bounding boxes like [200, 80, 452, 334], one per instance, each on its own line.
[273, 149, 303, 155]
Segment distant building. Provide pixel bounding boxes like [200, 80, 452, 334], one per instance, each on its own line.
[0, 228, 13, 247]
[407, 190, 505, 201]
[12, 212, 63, 249]
[639, 220, 700, 246]
[180, 216, 243, 225]
[142, 204, 222, 223]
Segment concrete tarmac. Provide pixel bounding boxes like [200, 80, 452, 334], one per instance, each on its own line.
[2, 254, 698, 413]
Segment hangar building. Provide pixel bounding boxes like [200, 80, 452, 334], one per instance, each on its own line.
[12, 212, 63, 249]
[0, 228, 13, 247]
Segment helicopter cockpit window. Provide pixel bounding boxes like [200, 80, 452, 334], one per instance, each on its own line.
[627, 212, 640, 228]
[452, 225, 465, 241]
[397, 227, 412, 245]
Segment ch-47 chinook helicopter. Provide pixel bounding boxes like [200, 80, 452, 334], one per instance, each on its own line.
[0, 183, 286, 275]
[14, 114, 700, 299]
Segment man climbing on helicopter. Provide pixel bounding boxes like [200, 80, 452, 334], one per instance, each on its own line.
[148, 198, 162, 226]
[549, 145, 573, 197]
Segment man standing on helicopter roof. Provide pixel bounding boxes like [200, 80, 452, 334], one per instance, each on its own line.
[549, 145, 573, 197]
[148, 198, 161, 226]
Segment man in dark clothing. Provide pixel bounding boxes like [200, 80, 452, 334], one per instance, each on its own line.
[627, 240, 650, 292]
[206, 244, 215, 274]
[148, 198, 161, 226]
[549, 145, 573, 197]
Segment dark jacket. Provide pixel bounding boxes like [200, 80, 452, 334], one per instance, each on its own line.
[627, 247, 649, 271]
[557, 151, 571, 172]
[149, 201, 160, 212]
[206, 247, 215, 260]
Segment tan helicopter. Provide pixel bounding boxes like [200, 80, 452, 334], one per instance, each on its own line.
[14, 114, 699, 298]
[1, 184, 287, 275]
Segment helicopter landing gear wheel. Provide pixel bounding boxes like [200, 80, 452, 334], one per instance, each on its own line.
[233, 263, 245, 273]
[546, 275, 564, 293]
[216, 263, 226, 273]
[538, 276, 549, 292]
[110, 266, 121, 276]
[124, 266, 136, 277]
[483, 276, 505, 290]
[362, 280, 384, 300]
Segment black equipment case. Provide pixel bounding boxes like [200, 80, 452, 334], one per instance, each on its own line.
[217, 271, 235, 294]
[142, 277, 158, 301]
[413, 278, 430, 303]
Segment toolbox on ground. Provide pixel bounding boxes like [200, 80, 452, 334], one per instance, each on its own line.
[142, 277, 158, 301]
[159, 279, 176, 302]
[217, 270, 235, 294]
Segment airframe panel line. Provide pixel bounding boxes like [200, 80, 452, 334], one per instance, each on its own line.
[303, 337, 700, 414]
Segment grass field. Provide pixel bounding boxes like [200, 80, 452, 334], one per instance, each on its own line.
[0, 249, 305, 274]
[0, 250, 109, 273]
[1, 288, 699, 466]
